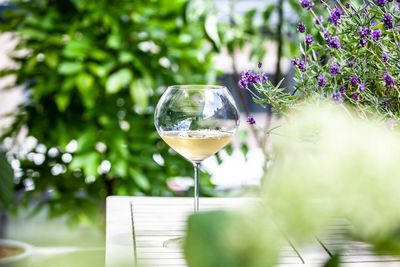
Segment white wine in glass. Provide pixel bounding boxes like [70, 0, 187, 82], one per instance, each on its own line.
[154, 85, 239, 247]
[160, 130, 233, 162]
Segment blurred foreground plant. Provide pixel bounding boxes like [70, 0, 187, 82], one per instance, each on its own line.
[0, 0, 217, 226]
[185, 101, 400, 266]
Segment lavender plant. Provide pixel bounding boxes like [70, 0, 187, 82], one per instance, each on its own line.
[240, 0, 400, 122]
[238, 62, 295, 115]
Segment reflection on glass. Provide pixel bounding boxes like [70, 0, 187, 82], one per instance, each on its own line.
[154, 85, 239, 247]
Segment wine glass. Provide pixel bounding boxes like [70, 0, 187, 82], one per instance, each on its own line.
[154, 85, 239, 246]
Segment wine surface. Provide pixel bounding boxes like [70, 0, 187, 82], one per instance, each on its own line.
[160, 130, 233, 161]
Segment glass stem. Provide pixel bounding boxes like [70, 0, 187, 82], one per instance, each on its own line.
[193, 161, 201, 214]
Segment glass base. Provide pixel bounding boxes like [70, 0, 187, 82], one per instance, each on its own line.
[163, 237, 183, 248]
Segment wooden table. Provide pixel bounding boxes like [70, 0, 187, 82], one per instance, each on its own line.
[106, 197, 400, 267]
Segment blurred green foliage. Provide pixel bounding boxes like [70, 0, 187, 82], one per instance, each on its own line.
[185, 101, 400, 267]
[0, 151, 13, 210]
[0, 0, 218, 226]
[184, 210, 281, 267]
[216, 0, 319, 75]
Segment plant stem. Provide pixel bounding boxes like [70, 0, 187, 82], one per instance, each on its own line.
[229, 0, 262, 147]
[261, 112, 273, 176]
[275, 0, 284, 85]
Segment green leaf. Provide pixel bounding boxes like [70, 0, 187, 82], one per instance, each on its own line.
[90, 49, 109, 61]
[241, 143, 249, 158]
[118, 51, 134, 64]
[25, 57, 37, 73]
[204, 14, 221, 51]
[62, 39, 91, 59]
[69, 152, 99, 177]
[61, 77, 76, 92]
[106, 68, 133, 94]
[244, 9, 257, 30]
[88, 63, 109, 78]
[184, 211, 280, 267]
[19, 28, 47, 40]
[159, 0, 186, 13]
[112, 160, 128, 178]
[225, 143, 234, 156]
[130, 80, 149, 113]
[45, 51, 59, 68]
[323, 253, 341, 267]
[75, 128, 96, 152]
[0, 152, 13, 209]
[129, 168, 150, 191]
[262, 5, 276, 21]
[76, 72, 94, 94]
[106, 34, 122, 49]
[184, 211, 237, 267]
[55, 93, 71, 112]
[114, 138, 129, 159]
[58, 61, 84, 75]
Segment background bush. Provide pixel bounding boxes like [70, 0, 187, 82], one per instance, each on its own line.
[0, 0, 218, 226]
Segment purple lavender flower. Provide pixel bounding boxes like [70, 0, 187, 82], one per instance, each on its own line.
[238, 70, 260, 89]
[352, 93, 361, 101]
[332, 91, 344, 103]
[238, 80, 246, 89]
[359, 27, 371, 37]
[382, 71, 395, 86]
[291, 58, 298, 66]
[300, 0, 314, 9]
[327, 36, 341, 49]
[323, 31, 330, 40]
[358, 28, 370, 47]
[262, 73, 268, 83]
[329, 7, 344, 26]
[297, 22, 306, 33]
[359, 83, 366, 91]
[371, 20, 378, 26]
[360, 37, 367, 47]
[382, 53, 389, 63]
[382, 13, 394, 29]
[350, 75, 360, 87]
[383, 101, 389, 110]
[297, 60, 306, 72]
[305, 34, 314, 46]
[339, 85, 347, 94]
[315, 16, 324, 25]
[371, 29, 381, 41]
[329, 62, 340, 76]
[345, 2, 351, 8]
[248, 71, 260, 83]
[258, 62, 263, 69]
[318, 74, 327, 87]
[375, 0, 387, 6]
[347, 60, 355, 67]
[247, 115, 256, 125]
